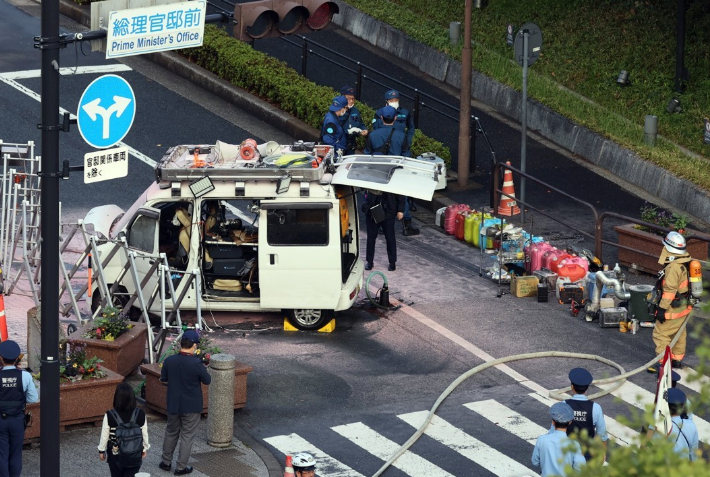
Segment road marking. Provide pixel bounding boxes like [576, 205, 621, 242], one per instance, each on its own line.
[464, 400, 547, 446]
[332, 422, 455, 477]
[675, 368, 710, 394]
[264, 433, 364, 477]
[0, 68, 155, 168]
[0, 64, 133, 80]
[398, 410, 540, 477]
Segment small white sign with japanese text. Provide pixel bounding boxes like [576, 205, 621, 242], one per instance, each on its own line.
[84, 146, 129, 184]
[106, 1, 206, 59]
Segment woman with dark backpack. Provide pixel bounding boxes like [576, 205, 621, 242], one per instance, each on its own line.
[98, 382, 150, 476]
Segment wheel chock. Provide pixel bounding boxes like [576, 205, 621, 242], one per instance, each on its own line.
[283, 318, 336, 333]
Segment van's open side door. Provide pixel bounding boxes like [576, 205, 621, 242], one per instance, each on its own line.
[122, 206, 162, 306]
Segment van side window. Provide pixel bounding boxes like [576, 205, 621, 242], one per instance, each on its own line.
[127, 215, 158, 252]
[267, 209, 328, 246]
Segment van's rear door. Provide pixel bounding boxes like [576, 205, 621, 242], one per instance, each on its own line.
[330, 155, 440, 201]
[258, 200, 341, 309]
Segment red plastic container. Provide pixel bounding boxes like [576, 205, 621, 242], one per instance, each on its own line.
[548, 252, 573, 275]
[556, 256, 589, 282]
[526, 241, 554, 273]
[454, 211, 468, 240]
[444, 204, 470, 235]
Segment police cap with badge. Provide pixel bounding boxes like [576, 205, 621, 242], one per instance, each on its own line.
[384, 90, 400, 101]
[550, 402, 575, 424]
[667, 387, 687, 405]
[380, 106, 397, 123]
[569, 367, 593, 387]
[340, 85, 355, 96]
[0, 340, 21, 364]
[325, 96, 348, 135]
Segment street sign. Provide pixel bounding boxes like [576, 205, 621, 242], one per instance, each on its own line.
[106, 1, 206, 59]
[514, 22, 542, 67]
[83, 146, 129, 184]
[506, 24, 515, 47]
[77, 75, 136, 149]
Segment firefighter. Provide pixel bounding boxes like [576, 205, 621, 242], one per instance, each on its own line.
[647, 231, 694, 373]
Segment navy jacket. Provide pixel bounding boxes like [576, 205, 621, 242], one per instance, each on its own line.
[364, 125, 409, 156]
[160, 352, 211, 414]
[372, 106, 415, 149]
[321, 111, 347, 151]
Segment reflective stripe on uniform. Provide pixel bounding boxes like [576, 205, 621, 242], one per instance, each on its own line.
[666, 306, 693, 320]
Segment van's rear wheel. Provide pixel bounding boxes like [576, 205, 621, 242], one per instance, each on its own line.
[285, 309, 333, 331]
[90, 286, 142, 322]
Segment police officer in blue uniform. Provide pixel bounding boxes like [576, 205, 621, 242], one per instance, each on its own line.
[373, 90, 419, 235]
[321, 95, 349, 156]
[364, 106, 409, 156]
[339, 86, 369, 155]
[0, 340, 38, 477]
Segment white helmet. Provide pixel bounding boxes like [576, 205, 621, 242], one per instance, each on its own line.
[292, 452, 316, 471]
[664, 231, 687, 254]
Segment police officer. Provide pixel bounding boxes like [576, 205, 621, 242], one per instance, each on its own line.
[557, 367, 608, 462]
[648, 231, 694, 373]
[653, 388, 699, 461]
[338, 86, 368, 155]
[0, 340, 38, 477]
[321, 95, 349, 156]
[364, 106, 409, 156]
[532, 402, 585, 476]
[373, 90, 419, 236]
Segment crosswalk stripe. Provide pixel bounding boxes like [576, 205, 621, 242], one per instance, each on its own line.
[675, 368, 710, 394]
[527, 392, 638, 446]
[606, 380, 710, 443]
[264, 433, 364, 477]
[398, 410, 540, 477]
[464, 400, 548, 446]
[332, 422, 455, 477]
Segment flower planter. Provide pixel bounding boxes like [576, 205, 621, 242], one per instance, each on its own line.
[69, 322, 148, 376]
[23, 368, 124, 444]
[140, 361, 253, 416]
[614, 224, 709, 274]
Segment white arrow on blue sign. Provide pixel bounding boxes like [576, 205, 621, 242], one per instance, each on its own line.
[77, 74, 136, 149]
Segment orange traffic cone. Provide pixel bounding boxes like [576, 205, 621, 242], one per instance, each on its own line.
[284, 455, 295, 477]
[498, 161, 521, 216]
[0, 294, 8, 342]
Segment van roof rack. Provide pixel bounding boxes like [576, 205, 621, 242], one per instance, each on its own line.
[154, 141, 335, 182]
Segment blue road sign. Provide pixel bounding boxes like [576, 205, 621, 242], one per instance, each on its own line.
[77, 74, 136, 149]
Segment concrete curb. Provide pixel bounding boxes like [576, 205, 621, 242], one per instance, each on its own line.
[234, 425, 284, 477]
[331, 0, 710, 222]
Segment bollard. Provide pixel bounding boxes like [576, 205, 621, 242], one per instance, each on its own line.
[449, 22, 461, 45]
[644, 115, 658, 147]
[207, 353, 236, 447]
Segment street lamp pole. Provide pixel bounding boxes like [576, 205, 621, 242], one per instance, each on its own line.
[457, 0, 472, 188]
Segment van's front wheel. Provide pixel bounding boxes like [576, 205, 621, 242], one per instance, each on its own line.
[285, 309, 333, 331]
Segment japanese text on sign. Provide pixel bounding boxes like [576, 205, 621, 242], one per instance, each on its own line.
[106, 1, 206, 59]
[84, 146, 129, 184]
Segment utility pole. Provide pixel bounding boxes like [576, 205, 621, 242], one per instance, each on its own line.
[457, 0, 472, 188]
[38, 0, 61, 474]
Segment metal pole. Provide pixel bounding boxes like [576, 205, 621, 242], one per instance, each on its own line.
[520, 31, 529, 224]
[301, 38, 308, 77]
[674, 0, 686, 93]
[457, 0, 472, 188]
[469, 115, 476, 173]
[39, 0, 61, 469]
[413, 90, 420, 128]
[355, 63, 363, 99]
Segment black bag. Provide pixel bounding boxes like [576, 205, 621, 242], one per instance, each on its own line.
[369, 203, 386, 223]
[110, 409, 143, 469]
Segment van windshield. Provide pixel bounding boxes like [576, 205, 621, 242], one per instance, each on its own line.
[110, 183, 160, 239]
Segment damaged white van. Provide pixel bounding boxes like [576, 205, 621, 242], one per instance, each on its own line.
[85, 140, 442, 330]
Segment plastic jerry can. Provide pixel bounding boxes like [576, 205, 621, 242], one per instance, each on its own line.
[445, 204, 470, 235]
[455, 211, 468, 241]
[527, 241, 554, 273]
[556, 256, 588, 282]
[464, 212, 478, 244]
[435, 207, 447, 228]
[547, 252, 572, 275]
[540, 247, 560, 271]
[472, 213, 491, 248]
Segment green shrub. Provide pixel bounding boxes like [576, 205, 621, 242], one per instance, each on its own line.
[179, 26, 451, 166]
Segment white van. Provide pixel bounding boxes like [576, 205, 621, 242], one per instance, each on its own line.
[85, 140, 441, 329]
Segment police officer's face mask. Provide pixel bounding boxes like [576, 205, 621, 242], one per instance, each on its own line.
[346, 95, 355, 108]
[388, 100, 399, 110]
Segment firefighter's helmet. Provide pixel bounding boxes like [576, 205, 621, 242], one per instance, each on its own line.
[663, 231, 687, 254]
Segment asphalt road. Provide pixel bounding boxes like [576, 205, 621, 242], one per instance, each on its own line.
[2, 2, 708, 476]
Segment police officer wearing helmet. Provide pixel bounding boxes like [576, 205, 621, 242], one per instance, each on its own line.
[651, 388, 699, 461]
[532, 402, 585, 476]
[554, 368, 607, 462]
[338, 86, 368, 155]
[291, 452, 317, 476]
[0, 340, 38, 477]
[647, 231, 694, 373]
[321, 95, 349, 156]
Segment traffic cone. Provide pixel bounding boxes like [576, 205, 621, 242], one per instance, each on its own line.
[284, 455, 295, 477]
[498, 161, 521, 216]
[0, 294, 8, 342]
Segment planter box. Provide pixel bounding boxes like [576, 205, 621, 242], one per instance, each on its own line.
[140, 361, 253, 416]
[69, 322, 148, 376]
[615, 224, 709, 274]
[24, 368, 124, 444]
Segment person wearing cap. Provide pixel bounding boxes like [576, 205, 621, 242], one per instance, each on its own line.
[647, 231, 694, 373]
[159, 330, 211, 475]
[364, 106, 409, 156]
[321, 95, 349, 155]
[552, 367, 608, 462]
[651, 388, 699, 461]
[0, 340, 38, 477]
[338, 86, 368, 155]
[532, 402, 586, 476]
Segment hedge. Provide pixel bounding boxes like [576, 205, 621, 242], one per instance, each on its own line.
[179, 25, 451, 166]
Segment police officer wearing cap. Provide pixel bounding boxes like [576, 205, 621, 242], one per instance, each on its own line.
[364, 106, 409, 156]
[338, 86, 368, 155]
[321, 95, 349, 156]
[651, 388, 699, 461]
[532, 402, 585, 476]
[555, 367, 608, 462]
[0, 340, 38, 477]
[159, 330, 211, 475]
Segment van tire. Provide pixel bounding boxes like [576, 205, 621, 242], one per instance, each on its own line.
[285, 309, 333, 331]
[90, 286, 142, 322]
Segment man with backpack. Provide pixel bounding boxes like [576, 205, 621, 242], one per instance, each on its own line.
[98, 382, 150, 477]
[159, 330, 211, 475]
